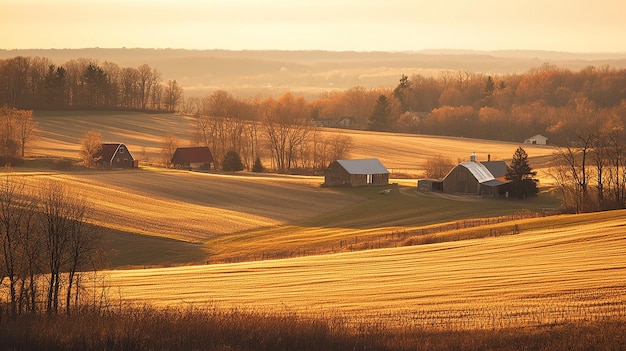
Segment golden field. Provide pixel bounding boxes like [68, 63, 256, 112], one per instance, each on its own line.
[105, 210, 626, 329]
[6, 110, 623, 330]
[31, 111, 556, 177]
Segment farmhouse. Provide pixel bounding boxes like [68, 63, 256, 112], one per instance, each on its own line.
[524, 134, 549, 145]
[95, 143, 137, 168]
[324, 158, 389, 187]
[171, 146, 214, 169]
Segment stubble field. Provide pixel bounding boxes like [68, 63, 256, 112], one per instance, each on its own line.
[7, 110, 623, 331]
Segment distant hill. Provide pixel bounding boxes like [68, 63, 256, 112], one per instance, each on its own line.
[2, 48, 626, 99]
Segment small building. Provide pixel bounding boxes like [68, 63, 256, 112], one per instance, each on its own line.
[524, 134, 548, 145]
[442, 161, 507, 196]
[336, 116, 358, 129]
[324, 158, 389, 187]
[171, 146, 214, 169]
[96, 143, 137, 168]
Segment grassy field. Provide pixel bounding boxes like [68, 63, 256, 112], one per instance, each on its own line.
[7, 110, 624, 336]
[31, 110, 557, 178]
[15, 110, 560, 267]
[103, 210, 626, 329]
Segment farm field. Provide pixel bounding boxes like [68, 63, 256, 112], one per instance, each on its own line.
[31, 111, 557, 178]
[105, 210, 626, 329]
[3, 110, 625, 336]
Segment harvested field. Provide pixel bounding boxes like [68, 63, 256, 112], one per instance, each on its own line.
[31, 111, 556, 179]
[105, 211, 626, 329]
[10, 169, 357, 243]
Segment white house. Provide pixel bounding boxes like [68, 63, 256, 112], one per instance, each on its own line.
[524, 134, 548, 145]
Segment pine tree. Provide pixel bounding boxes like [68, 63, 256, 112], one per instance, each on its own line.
[222, 150, 244, 172]
[505, 146, 538, 199]
[252, 156, 264, 173]
[368, 95, 391, 131]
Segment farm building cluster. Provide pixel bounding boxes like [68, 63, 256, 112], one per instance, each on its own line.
[324, 153, 511, 197]
[97, 141, 516, 197]
[93, 143, 214, 170]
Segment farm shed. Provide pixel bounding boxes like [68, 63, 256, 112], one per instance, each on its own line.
[442, 162, 507, 196]
[524, 134, 549, 145]
[96, 143, 137, 168]
[171, 146, 214, 169]
[324, 158, 389, 187]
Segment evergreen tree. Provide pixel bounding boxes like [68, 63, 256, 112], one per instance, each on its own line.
[505, 146, 539, 199]
[368, 95, 391, 131]
[222, 150, 244, 172]
[252, 156, 265, 173]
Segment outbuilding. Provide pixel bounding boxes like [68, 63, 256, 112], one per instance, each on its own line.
[324, 158, 389, 187]
[95, 143, 137, 168]
[442, 161, 507, 196]
[171, 146, 214, 169]
[524, 134, 549, 145]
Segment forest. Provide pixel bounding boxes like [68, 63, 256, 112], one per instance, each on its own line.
[2, 55, 626, 144]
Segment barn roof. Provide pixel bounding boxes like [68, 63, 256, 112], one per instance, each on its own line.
[481, 161, 507, 178]
[171, 146, 214, 164]
[458, 162, 495, 183]
[96, 143, 132, 164]
[336, 158, 389, 175]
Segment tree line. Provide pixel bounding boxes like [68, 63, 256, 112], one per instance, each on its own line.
[183, 91, 353, 173]
[0, 177, 97, 316]
[0, 56, 183, 111]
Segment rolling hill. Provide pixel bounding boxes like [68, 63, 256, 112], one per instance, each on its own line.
[4, 110, 624, 331]
[104, 210, 626, 329]
[17, 110, 561, 267]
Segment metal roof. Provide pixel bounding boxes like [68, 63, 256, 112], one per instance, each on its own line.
[481, 161, 507, 178]
[336, 158, 389, 175]
[459, 162, 495, 183]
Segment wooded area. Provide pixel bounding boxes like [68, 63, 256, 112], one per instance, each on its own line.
[3, 55, 626, 212]
[0, 56, 182, 111]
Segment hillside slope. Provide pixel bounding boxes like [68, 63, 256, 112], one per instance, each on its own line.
[105, 210, 626, 329]
[31, 111, 556, 177]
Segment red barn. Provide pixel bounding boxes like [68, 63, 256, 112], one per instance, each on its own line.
[171, 146, 214, 169]
[95, 143, 136, 168]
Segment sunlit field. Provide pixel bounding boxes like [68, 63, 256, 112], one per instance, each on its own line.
[31, 111, 556, 179]
[105, 210, 626, 329]
[8, 110, 624, 338]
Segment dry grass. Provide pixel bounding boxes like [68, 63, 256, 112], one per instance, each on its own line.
[30, 111, 556, 179]
[102, 210, 626, 330]
[7, 168, 358, 243]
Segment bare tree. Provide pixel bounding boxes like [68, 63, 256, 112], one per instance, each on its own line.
[38, 180, 92, 314]
[163, 80, 183, 112]
[261, 93, 311, 172]
[78, 130, 102, 168]
[0, 176, 24, 315]
[424, 154, 455, 179]
[161, 132, 179, 168]
[15, 108, 37, 158]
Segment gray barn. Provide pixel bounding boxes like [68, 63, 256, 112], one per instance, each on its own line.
[324, 158, 389, 187]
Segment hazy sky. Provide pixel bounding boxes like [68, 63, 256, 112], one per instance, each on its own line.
[3, 0, 626, 52]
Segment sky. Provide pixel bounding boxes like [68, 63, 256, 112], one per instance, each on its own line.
[2, 0, 626, 53]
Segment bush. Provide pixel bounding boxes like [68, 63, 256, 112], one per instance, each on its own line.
[222, 150, 244, 172]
